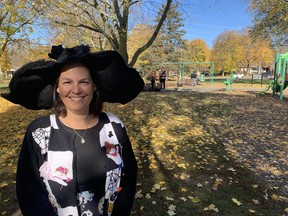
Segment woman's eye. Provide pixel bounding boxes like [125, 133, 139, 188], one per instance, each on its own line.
[81, 80, 90, 84]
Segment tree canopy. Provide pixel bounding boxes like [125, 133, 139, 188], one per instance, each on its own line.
[29, 0, 173, 66]
[0, 0, 280, 74]
[0, 0, 38, 70]
[248, 0, 288, 50]
[153, 2, 186, 63]
[134, 2, 186, 69]
[182, 39, 210, 63]
[211, 30, 275, 74]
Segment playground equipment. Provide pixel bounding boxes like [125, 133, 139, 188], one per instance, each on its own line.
[224, 73, 235, 91]
[258, 52, 288, 99]
[199, 73, 205, 82]
[153, 61, 215, 84]
[272, 52, 288, 100]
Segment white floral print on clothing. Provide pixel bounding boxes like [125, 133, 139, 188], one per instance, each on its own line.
[47, 151, 74, 183]
[39, 161, 68, 186]
[79, 191, 95, 207]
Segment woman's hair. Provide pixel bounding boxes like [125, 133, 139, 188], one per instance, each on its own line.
[52, 64, 103, 117]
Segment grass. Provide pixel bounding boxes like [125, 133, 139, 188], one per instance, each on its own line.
[0, 87, 288, 216]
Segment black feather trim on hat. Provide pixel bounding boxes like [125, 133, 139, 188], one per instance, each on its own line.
[48, 45, 64, 60]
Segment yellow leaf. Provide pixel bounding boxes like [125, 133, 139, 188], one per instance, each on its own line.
[253, 199, 260, 205]
[145, 193, 151, 199]
[181, 187, 187, 192]
[179, 174, 186, 180]
[135, 190, 143, 199]
[168, 204, 176, 211]
[212, 178, 223, 190]
[177, 163, 187, 169]
[155, 150, 162, 155]
[180, 197, 187, 202]
[166, 197, 174, 201]
[232, 198, 242, 206]
[167, 210, 176, 216]
[191, 197, 201, 203]
[204, 204, 219, 212]
[271, 194, 279, 201]
[0, 182, 9, 188]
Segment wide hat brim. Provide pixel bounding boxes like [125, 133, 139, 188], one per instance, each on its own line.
[1, 45, 144, 110]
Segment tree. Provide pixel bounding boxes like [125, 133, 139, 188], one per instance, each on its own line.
[0, 0, 38, 70]
[211, 30, 275, 75]
[240, 30, 275, 71]
[150, 2, 186, 63]
[180, 39, 211, 74]
[47, 26, 109, 51]
[248, 0, 288, 50]
[182, 39, 210, 62]
[127, 24, 155, 67]
[0, 49, 11, 72]
[30, 0, 173, 66]
[211, 31, 244, 74]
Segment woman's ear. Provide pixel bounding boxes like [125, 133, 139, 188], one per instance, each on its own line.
[56, 87, 60, 93]
[93, 84, 97, 92]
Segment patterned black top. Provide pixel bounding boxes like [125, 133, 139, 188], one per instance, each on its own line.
[16, 112, 137, 216]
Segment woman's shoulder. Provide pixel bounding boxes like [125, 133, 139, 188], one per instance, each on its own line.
[102, 112, 124, 127]
[27, 115, 54, 130]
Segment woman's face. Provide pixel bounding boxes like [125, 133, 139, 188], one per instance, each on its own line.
[57, 63, 95, 116]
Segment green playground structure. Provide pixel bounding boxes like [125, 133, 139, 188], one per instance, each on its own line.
[224, 73, 235, 91]
[272, 52, 288, 100]
[153, 61, 215, 84]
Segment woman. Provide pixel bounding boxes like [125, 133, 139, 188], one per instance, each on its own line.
[2, 45, 144, 216]
[150, 71, 156, 90]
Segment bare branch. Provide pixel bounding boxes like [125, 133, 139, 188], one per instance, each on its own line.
[129, 0, 172, 66]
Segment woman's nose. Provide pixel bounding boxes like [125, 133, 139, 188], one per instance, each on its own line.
[72, 84, 81, 93]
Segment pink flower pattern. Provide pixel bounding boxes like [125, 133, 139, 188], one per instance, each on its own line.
[39, 162, 71, 186]
[56, 166, 68, 176]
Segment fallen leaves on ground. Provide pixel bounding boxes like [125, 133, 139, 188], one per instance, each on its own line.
[1, 90, 288, 216]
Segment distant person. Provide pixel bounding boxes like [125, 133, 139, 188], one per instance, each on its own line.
[196, 71, 201, 85]
[191, 71, 197, 87]
[150, 71, 156, 90]
[159, 68, 167, 90]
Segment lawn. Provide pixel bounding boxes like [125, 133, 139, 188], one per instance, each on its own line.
[0, 88, 287, 216]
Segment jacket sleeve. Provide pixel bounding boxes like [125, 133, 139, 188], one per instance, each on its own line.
[112, 125, 138, 216]
[16, 126, 56, 216]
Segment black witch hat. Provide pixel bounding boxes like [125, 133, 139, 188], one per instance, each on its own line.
[1, 45, 144, 110]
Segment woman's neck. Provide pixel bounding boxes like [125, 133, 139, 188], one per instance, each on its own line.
[59, 113, 98, 129]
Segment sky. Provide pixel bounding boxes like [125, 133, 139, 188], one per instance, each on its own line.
[182, 0, 253, 48]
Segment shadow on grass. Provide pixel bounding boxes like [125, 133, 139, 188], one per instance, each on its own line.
[105, 91, 287, 216]
[1, 91, 287, 216]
